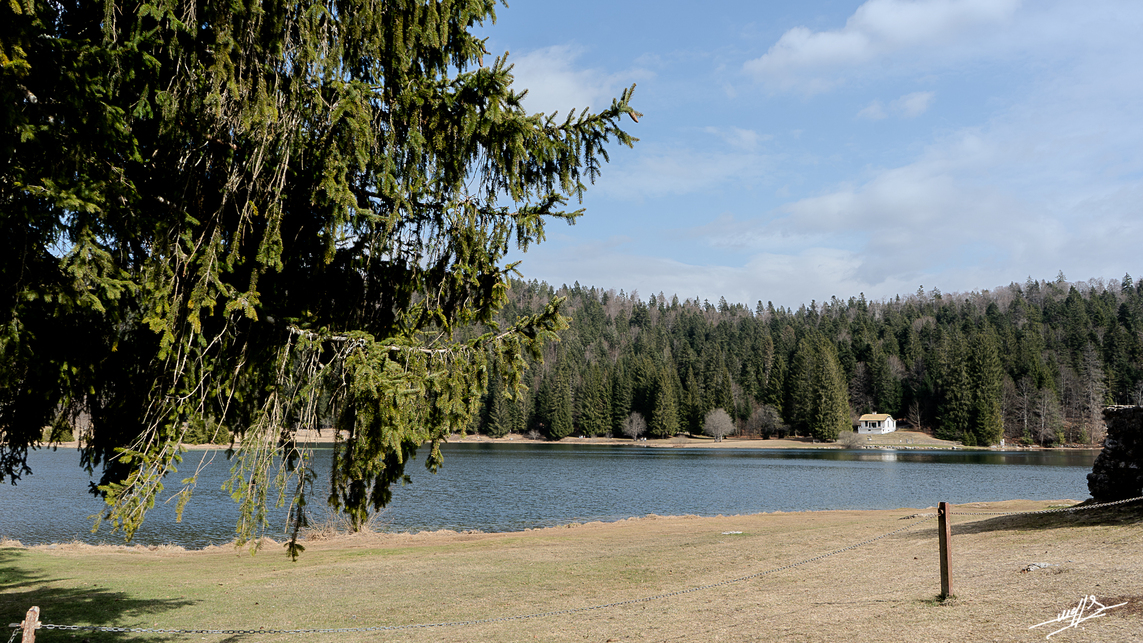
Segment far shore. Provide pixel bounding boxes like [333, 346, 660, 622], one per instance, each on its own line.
[44, 427, 1103, 452]
[447, 429, 966, 450]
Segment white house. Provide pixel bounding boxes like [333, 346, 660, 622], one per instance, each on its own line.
[857, 413, 896, 434]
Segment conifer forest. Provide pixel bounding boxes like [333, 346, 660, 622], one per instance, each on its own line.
[473, 275, 1143, 447]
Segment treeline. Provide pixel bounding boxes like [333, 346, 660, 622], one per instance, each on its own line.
[470, 274, 1143, 446]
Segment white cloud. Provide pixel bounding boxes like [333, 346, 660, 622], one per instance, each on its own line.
[765, 161, 1032, 287]
[858, 92, 934, 120]
[517, 240, 900, 311]
[745, 0, 1021, 92]
[647, 20, 1143, 306]
[894, 91, 935, 117]
[500, 0, 1143, 309]
[524, 155, 1143, 307]
[594, 145, 776, 201]
[857, 100, 887, 120]
[690, 95, 1143, 303]
[702, 127, 770, 151]
[508, 45, 646, 116]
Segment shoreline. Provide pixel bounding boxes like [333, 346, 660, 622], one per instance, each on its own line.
[0, 498, 1086, 553]
[43, 428, 1104, 452]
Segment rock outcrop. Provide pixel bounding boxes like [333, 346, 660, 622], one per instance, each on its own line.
[1087, 406, 1143, 501]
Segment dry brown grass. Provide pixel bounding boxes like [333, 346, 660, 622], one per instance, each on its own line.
[2, 500, 1140, 642]
[297, 511, 391, 542]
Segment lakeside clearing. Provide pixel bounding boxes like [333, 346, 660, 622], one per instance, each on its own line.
[3, 500, 1139, 642]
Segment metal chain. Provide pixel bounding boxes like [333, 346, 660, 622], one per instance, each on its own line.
[952, 494, 1143, 516]
[19, 514, 937, 637]
[6, 625, 19, 643]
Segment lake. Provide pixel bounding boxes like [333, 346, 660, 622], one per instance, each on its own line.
[0, 443, 1099, 548]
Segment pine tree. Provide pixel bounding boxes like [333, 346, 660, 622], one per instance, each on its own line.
[550, 366, 575, 439]
[716, 362, 737, 418]
[486, 395, 510, 438]
[610, 361, 633, 436]
[1102, 323, 1131, 403]
[1063, 287, 1092, 365]
[870, 348, 903, 416]
[765, 354, 788, 416]
[680, 367, 703, 435]
[536, 361, 574, 439]
[807, 339, 850, 442]
[531, 373, 554, 435]
[480, 358, 508, 437]
[967, 327, 1004, 445]
[785, 338, 814, 434]
[937, 330, 972, 442]
[1, 0, 638, 552]
[630, 355, 658, 419]
[507, 394, 528, 436]
[577, 365, 611, 436]
[649, 368, 680, 438]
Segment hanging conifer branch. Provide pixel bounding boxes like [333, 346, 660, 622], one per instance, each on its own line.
[0, 0, 638, 554]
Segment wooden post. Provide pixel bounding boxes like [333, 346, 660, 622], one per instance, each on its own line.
[20, 607, 39, 643]
[938, 502, 952, 599]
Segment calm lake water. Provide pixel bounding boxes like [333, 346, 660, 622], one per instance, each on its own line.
[0, 443, 1099, 548]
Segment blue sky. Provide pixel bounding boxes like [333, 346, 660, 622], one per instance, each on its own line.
[481, 0, 1143, 308]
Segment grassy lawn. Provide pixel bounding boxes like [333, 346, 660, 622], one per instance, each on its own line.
[2, 500, 1140, 642]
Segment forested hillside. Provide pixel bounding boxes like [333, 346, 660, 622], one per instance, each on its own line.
[471, 274, 1143, 447]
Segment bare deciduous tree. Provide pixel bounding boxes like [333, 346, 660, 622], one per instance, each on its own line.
[622, 412, 647, 440]
[704, 409, 735, 442]
[1080, 345, 1108, 445]
[1004, 376, 1036, 442]
[906, 400, 924, 431]
[1058, 349, 1109, 445]
[1033, 389, 1064, 446]
[848, 362, 874, 415]
[746, 405, 786, 439]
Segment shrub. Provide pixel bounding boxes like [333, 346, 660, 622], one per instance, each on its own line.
[703, 409, 734, 442]
[622, 412, 647, 440]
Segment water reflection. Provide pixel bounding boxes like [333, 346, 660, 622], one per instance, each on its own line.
[861, 451, 898, 462]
